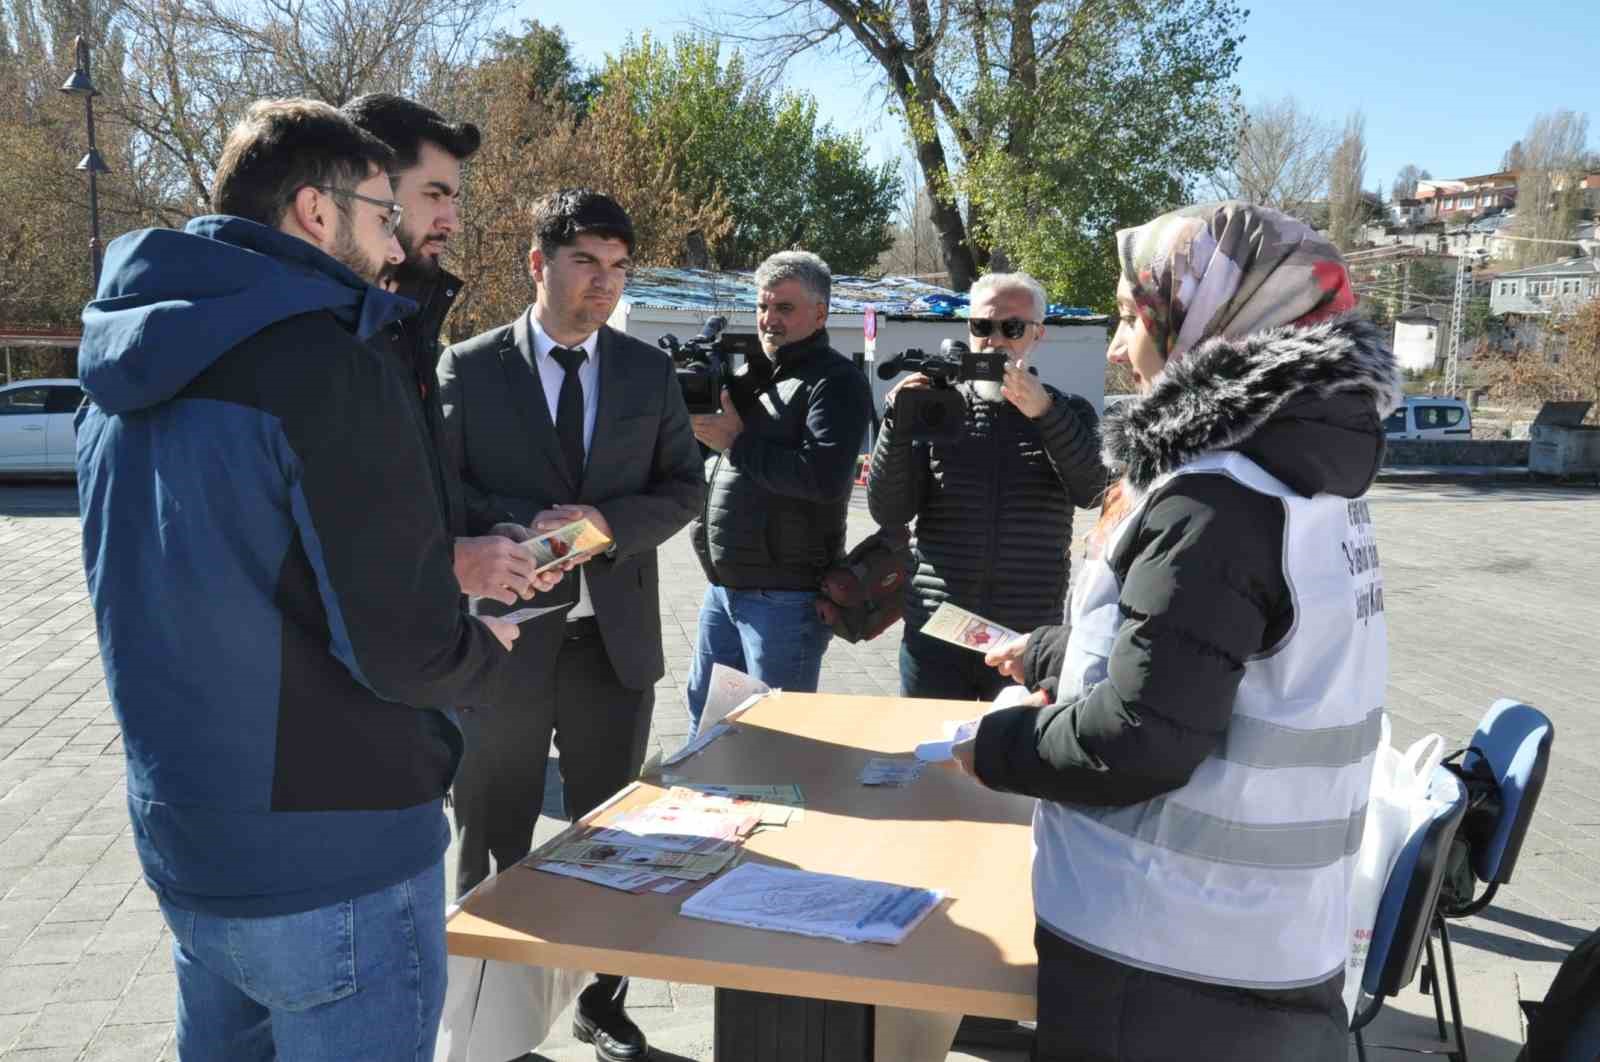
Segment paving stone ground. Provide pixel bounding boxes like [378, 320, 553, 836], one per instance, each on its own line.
[1, 478, 1597, 1061]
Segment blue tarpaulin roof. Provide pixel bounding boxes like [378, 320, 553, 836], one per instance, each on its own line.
[620, 267, 1106, 323]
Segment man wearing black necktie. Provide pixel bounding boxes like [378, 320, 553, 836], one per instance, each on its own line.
[437, 189, 703, 1062]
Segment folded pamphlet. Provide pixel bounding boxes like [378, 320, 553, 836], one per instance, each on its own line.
[920, 602, 1020, 655]
[914, 718, 980, 763]
[521, 517, 611, 574]
[497, 601, 574, 625]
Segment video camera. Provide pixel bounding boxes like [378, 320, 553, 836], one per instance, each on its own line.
[875, 338, 1009, 442]
[658, 315, 733, 415]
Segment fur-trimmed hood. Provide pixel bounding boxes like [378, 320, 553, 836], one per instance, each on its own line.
[1102, 315, 1402, 498]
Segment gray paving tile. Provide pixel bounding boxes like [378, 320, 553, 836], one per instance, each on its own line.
[10, 999, 115, 1051]
[0, 963, 69, 1015]
[9, 921, 99, 967]
[49, 948, 146, 1004]
[79, 1021, 172, 1061]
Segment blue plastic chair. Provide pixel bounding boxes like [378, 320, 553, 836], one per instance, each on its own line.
[1440, 699, 1555, 917]
[1351, 766, 1469, 1062]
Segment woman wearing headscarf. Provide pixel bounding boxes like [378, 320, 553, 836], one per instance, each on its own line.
[954, 202, 1402, 1060]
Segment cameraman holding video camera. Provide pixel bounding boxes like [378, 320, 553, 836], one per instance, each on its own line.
[869, 272, 1106, 701]
[686, 251, 874, 726]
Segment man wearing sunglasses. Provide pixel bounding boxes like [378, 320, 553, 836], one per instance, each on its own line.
[869, 272, 1107, 703]
[75, 98, 521, 1060]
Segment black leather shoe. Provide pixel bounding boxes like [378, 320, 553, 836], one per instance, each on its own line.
[572, 1003, 649, 1062]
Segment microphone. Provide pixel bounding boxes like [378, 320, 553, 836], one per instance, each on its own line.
[697, 315, 728, 341]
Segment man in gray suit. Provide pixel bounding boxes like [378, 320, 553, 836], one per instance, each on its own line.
[437, 189, 703, 1062]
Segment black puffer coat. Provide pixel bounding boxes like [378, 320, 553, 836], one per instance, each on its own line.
[979, 315, 1400, 809]
[691, 329, 874, 590]
[867, 381, 1106, 633]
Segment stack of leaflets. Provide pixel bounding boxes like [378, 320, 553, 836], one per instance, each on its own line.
[531, 789, 769, 895]
[521, 517, 612, 573]
[664, 784, 805, 828]
[920, 602, 1020, 654]
[679, 863, 943, 945]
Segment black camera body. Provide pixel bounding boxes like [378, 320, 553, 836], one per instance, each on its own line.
[876, 338, 1008, 442]
[659, 315, 733, 415]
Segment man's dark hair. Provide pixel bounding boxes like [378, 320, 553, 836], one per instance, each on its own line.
[341, 93, 481, 174]
[530, 188, 636, 258]
[212, 98, 395, 227]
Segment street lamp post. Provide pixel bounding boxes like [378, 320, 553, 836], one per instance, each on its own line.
[61, 35, 110, 294]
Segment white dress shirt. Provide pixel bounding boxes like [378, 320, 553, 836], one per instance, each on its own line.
[529, 312, 600, 619]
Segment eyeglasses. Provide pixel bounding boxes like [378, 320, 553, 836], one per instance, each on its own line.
[313, 186, 404, 238]
[968, 317, 1040, 340]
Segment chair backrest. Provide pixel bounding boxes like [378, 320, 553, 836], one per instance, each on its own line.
[1462, 699, 1554, 884]
[1362, 767, 1468, 1000]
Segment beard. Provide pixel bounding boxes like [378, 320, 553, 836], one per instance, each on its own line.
[330, 216, 385, 286]
[384, 221, 445, 292]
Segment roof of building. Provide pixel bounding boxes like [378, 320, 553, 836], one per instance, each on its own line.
[1493, 256, 1600, 280]
[1395, 305, 1447, 324]
[619, 267, 1109, 323]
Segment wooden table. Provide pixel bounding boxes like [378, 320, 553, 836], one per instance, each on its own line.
[447, 691, 1038, 1061]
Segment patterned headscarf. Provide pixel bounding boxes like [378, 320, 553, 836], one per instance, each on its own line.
[1116, 201, 1357, 362]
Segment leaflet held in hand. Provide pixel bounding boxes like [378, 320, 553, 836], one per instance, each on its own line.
[522, 517, 611, 574]
[919, 602, 1020, 655]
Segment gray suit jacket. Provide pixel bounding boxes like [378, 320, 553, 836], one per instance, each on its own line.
[437, 310, 704, 693]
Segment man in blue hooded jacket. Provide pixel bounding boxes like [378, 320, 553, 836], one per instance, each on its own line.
[76, 98, 529, 1061]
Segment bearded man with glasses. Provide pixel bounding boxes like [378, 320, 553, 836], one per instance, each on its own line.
[75, 98, 522, 1061]
[869, 272, 1107, 703]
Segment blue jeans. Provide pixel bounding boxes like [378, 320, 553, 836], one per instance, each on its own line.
[157, 860, 446, 1062]
[686, 585, 832, 726]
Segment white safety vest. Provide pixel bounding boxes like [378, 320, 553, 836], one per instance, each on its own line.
[1033, 451, 1386, 989]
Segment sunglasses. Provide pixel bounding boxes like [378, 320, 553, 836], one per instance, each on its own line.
[968, 317, 1040, 340]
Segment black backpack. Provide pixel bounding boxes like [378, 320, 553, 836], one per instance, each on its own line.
[1517, 926, 1600, 1061]
[814, 527, 914, 643]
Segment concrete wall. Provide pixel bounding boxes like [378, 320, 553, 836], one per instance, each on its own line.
[1383, 439, 1529, 467]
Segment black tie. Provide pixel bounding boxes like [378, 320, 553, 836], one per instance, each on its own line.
[550, 346, 588, 485]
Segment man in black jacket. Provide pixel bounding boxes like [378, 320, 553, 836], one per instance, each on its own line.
[869, 271, 1106, 701]
[686, 250, 874, 726]
[344, 93, 541, 606]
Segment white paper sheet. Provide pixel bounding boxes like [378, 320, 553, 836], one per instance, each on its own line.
[679, 863, 942, 945]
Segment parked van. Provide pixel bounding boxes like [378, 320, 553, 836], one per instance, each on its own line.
[1384, 396, 1473, 440]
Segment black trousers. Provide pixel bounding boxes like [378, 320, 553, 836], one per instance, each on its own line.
[1031, 924, 1348, 1062]
[899, 625, 1013, 701]
[453, 622, 654, 1009]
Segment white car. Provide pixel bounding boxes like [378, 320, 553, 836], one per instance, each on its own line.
[0, 378, 84, 476]
[1384, 396, 1473, 440]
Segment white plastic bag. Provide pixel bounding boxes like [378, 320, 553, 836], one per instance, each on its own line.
[435, 888, 589, 1062]
[1343, 713, 1447, 1022]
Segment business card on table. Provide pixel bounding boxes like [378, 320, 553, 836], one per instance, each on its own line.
[919, 602, 1020, 655]
[858, 758, 923, 787]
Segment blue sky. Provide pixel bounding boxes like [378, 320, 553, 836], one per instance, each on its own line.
[508, 0, 1599, 196]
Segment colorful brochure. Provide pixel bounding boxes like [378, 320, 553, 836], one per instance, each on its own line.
[522, 517, 611, 573]
[919, 602, 1020, 654]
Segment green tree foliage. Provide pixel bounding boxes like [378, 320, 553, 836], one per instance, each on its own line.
[598, 34, 900, 273]
[728, 1, 1244, 302]
[958, 1, 1246, 307]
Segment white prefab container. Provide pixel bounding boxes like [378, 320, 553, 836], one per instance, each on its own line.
[1528, 401, 1600, 477]
[606, 302, 1110, 414]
